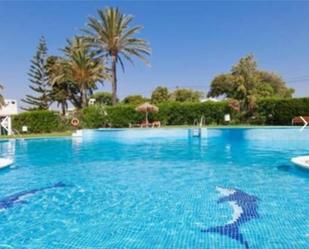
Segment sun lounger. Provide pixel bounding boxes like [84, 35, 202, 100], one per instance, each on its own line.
[129, 120, 161, 128]
[292, 116, 309, 125]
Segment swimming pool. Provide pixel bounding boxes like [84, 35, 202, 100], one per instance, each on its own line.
[0, 128, 308, 249]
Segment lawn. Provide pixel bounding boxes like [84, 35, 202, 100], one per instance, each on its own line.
[0, 131, 73, 139]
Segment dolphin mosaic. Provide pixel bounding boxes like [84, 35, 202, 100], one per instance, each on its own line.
[0, 182, 67, 210]
[201, 187, 260, 249]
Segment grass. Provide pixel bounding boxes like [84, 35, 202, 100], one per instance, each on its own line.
[0, 131, 73, 140]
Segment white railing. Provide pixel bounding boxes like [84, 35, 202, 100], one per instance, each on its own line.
[300, 116, 308, 132]
[193, 115, 206, 127]
[199, 115, 205, 127]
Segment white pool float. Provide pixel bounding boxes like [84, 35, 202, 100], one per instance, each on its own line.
[0, 158, 13, 170]
[291, 156, 309, 170]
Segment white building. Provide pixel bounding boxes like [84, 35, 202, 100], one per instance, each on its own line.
[200, 97, 220, 103]
[0, 99, 18, 135]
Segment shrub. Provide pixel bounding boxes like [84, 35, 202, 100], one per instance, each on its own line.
[81, 105, 109, 128]
[14, 98, 308, 133]
[152, 101, 230, 125]
[13, 110, 66, 133]
[79, 101, 231, 128]
[169, 88, 203, 102]
[151, 86, 169, 104]
[255, 97, 309, 125]
[106, 105, 144, 127]
[121, 95, 149, 106]
[92, 91, 114, 106]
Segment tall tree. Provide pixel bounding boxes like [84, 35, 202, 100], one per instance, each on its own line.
[47, 56, 82, 111]
[92, 91, 114, 106]
[258, 71, 294, 98]
[151, 86, 169, 104]
[50, 83, 69, 116]
[22, 37, 50, 110]
[46, 56, 69, 115]
[170, 88, 202, 102]
[208, 54, 294, 111]
[48, 37, 108, 109]
[84, 7, 151, 105]
[122, 95, 148, 105]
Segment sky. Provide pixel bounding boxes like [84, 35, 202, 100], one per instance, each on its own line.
[1, 0, 309, 107]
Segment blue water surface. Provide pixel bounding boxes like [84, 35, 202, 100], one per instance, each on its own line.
[0, 128, 308, 249]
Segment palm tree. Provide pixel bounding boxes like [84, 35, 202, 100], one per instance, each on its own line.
[48, 37, 108, 109]
[83, 7, 151, 105]
[47, 56, 82, 111]
[50, 83, 69, 116]
[64, 37, 108, 108]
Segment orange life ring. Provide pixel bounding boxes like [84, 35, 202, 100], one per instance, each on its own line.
[71, 118, 80, 127]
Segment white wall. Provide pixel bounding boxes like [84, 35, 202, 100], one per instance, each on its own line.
[0, 99, 18, 116]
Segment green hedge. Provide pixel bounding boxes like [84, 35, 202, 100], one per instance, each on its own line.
[153, 101, 229, 125]
[13, 110, 67, 133]
[80, 101, 231, 128]
[81, 98, 309, 128]
[106, 105, 144, 128]
[80, 105, 109, 128]
[13, 98, 309, 133]
[255, 97, 309, 125]
[80, 105, 144, 128]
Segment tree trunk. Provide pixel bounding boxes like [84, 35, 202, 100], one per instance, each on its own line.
[70, 92, 82, 109]
[80, 84, 88, 108]
[82, 87, 88, 108]
[61, 102, 66, 116]
[111, 55, 117, 106]
[145, 111, 148, 125]
[80, 90, 84, 109]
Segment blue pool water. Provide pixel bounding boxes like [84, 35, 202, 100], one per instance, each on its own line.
[0, 128, 308, 249]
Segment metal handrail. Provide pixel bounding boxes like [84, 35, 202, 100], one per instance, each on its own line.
[199, 115, 205, 127]
[193, 116, 206, 127]
[193, 119, 199, 126]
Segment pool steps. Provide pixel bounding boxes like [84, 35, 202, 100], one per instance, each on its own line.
[188, 128, 202, 138]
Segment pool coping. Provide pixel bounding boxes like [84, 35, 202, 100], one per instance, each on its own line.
[0, 126, 305, 141]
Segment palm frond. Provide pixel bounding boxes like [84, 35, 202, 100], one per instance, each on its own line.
[83, 7, 151, 67]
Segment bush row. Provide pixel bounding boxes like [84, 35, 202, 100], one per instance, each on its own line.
[154, 101, 230, 126]
[11, 98, 309, 132]
[80, 105, 144, 128]
[254, 97, 309, 125]
[81, 101, 231, 128]
[13, 110, 68, 133]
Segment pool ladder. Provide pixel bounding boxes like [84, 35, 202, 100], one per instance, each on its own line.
[189, 116, 205, 138]
[188, 127, 202, 138]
